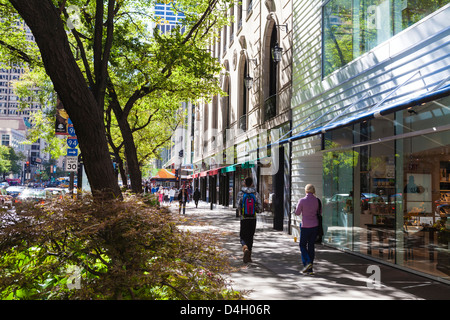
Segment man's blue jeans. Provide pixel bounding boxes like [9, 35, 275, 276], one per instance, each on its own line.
[299, 226, 318, 266]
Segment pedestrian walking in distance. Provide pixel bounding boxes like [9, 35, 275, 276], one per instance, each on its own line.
[169, 187, 176, 206]
[158, 186, 164, 204]
[295, 184, 322, 275]
[178, 187, 187, 214]
[193, 187, 201, 208]
[237, 177, 262, 263]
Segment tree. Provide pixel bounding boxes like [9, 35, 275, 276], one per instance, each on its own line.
[2, 0, 232, 196]
[105, 95, 184, 187]
[0, 145, 11, 176]
[98, 0, 230, 193]
[0, 146, 25, 180]
[5, 0, 121, 199]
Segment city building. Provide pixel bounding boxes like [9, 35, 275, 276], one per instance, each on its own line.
[287, 0, 450, 283]
[163, 101, 195, 186]
[190, 0, 293, 231]
[0, 123, 28, 181]
[164, 0, 450, 284]
[0, 119, 27, 152]
[0, 20, 49, 182]
[152, 1, 190, 177]
[152, 1, 186, 33]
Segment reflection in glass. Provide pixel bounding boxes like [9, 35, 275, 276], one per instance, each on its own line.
[323, 129, 356, 250]
[323, 0, 450, 76]
[397, 100, 450, 280]
[322, 97, 450, 282]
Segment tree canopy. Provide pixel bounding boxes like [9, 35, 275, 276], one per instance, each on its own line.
[1, 0, 233, 197]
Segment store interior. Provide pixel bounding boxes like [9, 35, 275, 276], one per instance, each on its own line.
[322, 99, 450, 281]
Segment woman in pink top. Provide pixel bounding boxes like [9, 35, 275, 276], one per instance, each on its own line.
[295, 184, 322, 274]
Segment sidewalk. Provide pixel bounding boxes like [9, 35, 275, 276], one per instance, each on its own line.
[168, 200, 450, 300]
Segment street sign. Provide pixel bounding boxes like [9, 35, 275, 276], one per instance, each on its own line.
[66, 156, 78, 172]
[68, 125, 76, 137]
[67, 137, 78, 148]
[67, 148, 78, 156]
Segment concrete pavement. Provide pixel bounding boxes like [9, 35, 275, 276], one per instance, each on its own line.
[167, 200, 450, 300]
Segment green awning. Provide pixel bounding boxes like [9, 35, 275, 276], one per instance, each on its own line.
[241, 161, 255, 169]
[221, 165, 236, 173]
[221, 161, 256, 172]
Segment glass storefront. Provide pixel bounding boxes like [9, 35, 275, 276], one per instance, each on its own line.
[260, 169, 273, 213]
[323, 0, 450, 76]
[323, 95, 450, 282]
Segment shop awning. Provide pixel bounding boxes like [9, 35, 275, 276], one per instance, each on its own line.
[208, 168, 220, 175]
[279, 83, 450, 145]
[241, 160, 256, 169]
[193, 168, 224, 176]
[221, 165, 236, 173]
[150, 168, 176, 180]
[219, 160, 256, 173]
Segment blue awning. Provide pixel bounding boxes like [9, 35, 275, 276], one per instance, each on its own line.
[279, 83, 450, 145]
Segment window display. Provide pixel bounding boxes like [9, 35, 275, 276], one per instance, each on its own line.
[322, 95, 450, 282]
[260, 173, 273, 213]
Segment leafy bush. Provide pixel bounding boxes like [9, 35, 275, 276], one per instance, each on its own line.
[0, 193, 243, 300]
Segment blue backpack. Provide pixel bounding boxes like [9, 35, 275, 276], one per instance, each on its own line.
[242, 192, 257, 218]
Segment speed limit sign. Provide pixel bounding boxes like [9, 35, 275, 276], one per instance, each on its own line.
[66, 156, 78, 172]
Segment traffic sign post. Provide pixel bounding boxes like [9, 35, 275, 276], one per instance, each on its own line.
[67, 148, 78, 156]
[66, 156, 78, 172]
[67, 137, 78, 148]
[68, 125, 76, 137]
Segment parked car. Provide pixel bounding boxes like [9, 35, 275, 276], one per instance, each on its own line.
[0, 188, 13, 208]
[5, 185, 25, 198]
[0, 182, 9, 188]
[325, 192, 379, 212]
[44, 187, 67, 199]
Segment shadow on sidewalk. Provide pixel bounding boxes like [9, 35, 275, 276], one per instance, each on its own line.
[167, 201, 450, 300]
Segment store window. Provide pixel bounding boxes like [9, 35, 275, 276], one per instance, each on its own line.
[323, 126, 356, 250]
[396, 97, 450, 280]
[322, 0, 450, 77]
[260, 171, 273, 213]
[353, 115, 396, 261]
[323, 96, 450, 281]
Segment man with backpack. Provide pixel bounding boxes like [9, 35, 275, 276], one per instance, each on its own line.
[237, 177, 262, 263]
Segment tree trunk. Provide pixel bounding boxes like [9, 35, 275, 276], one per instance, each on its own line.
[117, 158, 128, 190]
[117, 117, 143, 194]
[106, 81, 143, 194]
[10, 0, 121, 199]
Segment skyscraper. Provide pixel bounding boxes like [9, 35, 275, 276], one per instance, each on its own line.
[0, 20, 48, 179]
[153, 1, 185, 34]
[0, 21, 38, 123]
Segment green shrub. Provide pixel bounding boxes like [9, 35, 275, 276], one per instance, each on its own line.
[0, 194, 243, 300]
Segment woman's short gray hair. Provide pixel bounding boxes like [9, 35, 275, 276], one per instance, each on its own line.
[305, 184, 315, 194]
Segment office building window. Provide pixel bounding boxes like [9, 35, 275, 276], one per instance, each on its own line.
[1, 134, 10, 146]
[323, 0, 450, 77]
